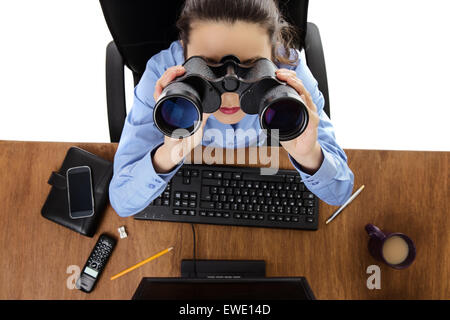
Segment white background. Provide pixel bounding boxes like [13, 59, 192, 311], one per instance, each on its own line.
[0, 0, 449, 151]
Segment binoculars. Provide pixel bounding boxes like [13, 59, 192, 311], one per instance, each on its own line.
[153, 54, 309, 141]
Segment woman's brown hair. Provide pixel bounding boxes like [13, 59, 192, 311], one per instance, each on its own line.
[176, 0, 300, 66]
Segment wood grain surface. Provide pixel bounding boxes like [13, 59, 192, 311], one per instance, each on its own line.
[0, 140, 448, 299]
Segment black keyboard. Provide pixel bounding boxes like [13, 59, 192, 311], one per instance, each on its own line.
[134, 164, 319, 230]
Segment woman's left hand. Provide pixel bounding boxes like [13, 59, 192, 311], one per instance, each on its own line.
[275, 68, 323, 174]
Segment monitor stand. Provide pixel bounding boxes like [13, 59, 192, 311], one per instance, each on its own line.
[181, 260, 266, 279]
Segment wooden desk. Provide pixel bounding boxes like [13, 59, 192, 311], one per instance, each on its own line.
[0, 140, 448, 299]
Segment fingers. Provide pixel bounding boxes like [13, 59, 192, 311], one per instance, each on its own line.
[275, 69, 317, 113]
[153, 65, 186, 102]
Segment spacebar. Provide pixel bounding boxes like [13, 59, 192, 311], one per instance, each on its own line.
[242, 173, 285, 182]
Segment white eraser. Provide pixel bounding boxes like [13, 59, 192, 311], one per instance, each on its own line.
[118, 226, 127, 239]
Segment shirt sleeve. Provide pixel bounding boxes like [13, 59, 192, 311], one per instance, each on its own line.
[108, 46, 184, 217]
[284, 51, 355, 205]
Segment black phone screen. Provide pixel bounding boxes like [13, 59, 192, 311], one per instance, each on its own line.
[67, 167, 94, 218]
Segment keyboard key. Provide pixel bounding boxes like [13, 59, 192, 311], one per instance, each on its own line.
[243, 173, 284, 182]
[203, 179, 222, 186]
[223, 172, 232, 179]
[203, 171, 213, 178]
[189, 210, 196, 216]
[286, 175, 295, 183]
[306, 217, 314, 223]
[183, 177, 191, 184]
[174, 192, 182, 200]
[234, 213, 241, 219]
[257, 214, 264, 220]
[292, 216, 299, 222]
[173, 209, 180, 215]
[304, 200, 315, 207]
[223, 212, 230, 218]
[307, 207, 315, 215]
[191, 170, 199, 177]
[268, 215, 275, 221]
[199, 211, 207, 216]
[182, 193, 190, 200]
[232, 172, 242, 180]
[189, 193, 197, 200]
[213, 172, 223, 179]
[200, 201, 215, 209]
[303, 192, 314, 199]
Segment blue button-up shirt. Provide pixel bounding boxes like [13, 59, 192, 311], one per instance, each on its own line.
[109, 40, 354, 217]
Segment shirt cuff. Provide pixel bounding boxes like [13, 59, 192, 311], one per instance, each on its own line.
[150, 143, 185, 183]
[288, 146, 338, 189]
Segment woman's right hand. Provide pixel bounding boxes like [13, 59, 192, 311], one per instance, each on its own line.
[152, 65, 211, 173]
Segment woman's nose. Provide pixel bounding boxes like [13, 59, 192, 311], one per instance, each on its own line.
[221, 92, 240, 107]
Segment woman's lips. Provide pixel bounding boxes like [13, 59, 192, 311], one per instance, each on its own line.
[219, 106, 240, 115]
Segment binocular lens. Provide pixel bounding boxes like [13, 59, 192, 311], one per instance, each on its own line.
[159, 97, 199, 131]
[263, 99, 307, 138]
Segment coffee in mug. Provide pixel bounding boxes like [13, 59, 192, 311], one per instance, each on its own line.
[382, 235, 410, 265]
[365, 224, 416, 269]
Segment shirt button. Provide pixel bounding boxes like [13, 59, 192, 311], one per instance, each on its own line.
[312, 182, 319, 186]
[148, 184, 155, 189]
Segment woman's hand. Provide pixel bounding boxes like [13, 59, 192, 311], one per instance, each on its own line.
[152, 65, 211, 173]
[275, 68, 323, 175]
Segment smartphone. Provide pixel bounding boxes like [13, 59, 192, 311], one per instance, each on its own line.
[66, 166, 95, 219]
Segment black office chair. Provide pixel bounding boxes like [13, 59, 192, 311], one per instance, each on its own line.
[99, 0, 330, 143]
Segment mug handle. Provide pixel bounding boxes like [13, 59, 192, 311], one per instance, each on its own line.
[365, 224, 386, 241]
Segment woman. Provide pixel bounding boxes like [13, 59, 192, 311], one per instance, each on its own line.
[109, 0, 354, 217]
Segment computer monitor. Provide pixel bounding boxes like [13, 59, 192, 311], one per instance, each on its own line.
[132, 277, 316, 300]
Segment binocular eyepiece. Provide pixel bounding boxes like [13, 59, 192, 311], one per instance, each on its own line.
[153, 54, 309, 141]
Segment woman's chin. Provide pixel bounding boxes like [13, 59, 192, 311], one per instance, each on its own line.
[212, 109, 246, 124]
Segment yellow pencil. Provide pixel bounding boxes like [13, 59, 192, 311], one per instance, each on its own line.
[110, 246, 174, 280]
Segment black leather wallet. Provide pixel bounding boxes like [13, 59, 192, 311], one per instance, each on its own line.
[41, 146, 113, 237]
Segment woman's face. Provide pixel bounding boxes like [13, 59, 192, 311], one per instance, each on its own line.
[183, 20, 272, 124]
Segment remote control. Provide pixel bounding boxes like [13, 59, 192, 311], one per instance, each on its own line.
[76, 233, 116, 293]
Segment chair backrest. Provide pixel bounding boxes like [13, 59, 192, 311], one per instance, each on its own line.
[99, 0, 309, 85]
